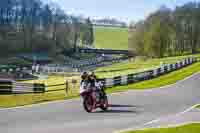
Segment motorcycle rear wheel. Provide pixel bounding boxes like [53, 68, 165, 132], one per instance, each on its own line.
[100, 96, 108, 111]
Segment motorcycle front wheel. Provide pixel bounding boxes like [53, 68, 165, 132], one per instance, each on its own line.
[83, 95, 94, 113]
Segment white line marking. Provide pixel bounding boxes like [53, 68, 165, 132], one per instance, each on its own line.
[176, 105, 198, 116]
[116, 122, 200, 133]
[116, 103, 200, 133]
[143, 119, 160, 126]
[144, 104, 200, 126]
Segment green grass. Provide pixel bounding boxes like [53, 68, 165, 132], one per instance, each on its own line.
[0, 90, 79, 108]
[96, 55, 200, 78]
[123, 123, 200, 133]
[95, 26, 128, 50]
[196, 105, 200, 109]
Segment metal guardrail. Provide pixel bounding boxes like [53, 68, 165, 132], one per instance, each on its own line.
[78, 48, 130, 55]
[100, 57, 197, 88]
[0, 57, 198, 95]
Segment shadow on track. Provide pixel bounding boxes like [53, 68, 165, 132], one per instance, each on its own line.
[94, 109, 138, 113]
[109, 104, 138, 108]
[93, 104, 140, 114]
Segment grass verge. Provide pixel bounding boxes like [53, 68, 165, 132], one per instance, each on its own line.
[96, 55, 200, 78]
[0, 62, 200, 108]
[122, 123, 200, 133]
[196, 104, 200, 109]
[0, 90, 79, 108]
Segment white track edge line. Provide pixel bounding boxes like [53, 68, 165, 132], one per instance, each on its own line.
[116, 104, 200, 133]
[116, 121, 200, 133]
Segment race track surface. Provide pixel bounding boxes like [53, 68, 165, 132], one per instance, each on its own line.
[1, 73, 200, 133]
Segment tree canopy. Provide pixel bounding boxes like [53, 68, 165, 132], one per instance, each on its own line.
[0, 0, 94, 56]
[129, 2, 200, 58]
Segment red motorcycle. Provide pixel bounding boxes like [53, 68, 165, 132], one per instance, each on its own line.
[81, 85, 109, 113]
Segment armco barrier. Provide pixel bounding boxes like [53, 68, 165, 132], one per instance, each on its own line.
[33, 83, 45, 93]
[101, 57, 198, 88]
[0, 80, 45, 94]
[0, 79, 13, 94]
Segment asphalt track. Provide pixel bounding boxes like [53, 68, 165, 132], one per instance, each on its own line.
[0, 73, 200, 133]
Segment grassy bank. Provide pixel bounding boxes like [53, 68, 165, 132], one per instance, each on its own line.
[123, 123, 200, 133]
[0, 90, 79, 108]
[196, 105, 200, 109]
[96, 55, 199, 78]
[95, 26, 128, 50]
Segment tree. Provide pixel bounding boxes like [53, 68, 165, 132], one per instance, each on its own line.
[129, 2, 200, 58]
[0, 0, 93, 57]
[81, 18, 94, 47]
[128, 21, 145, 56]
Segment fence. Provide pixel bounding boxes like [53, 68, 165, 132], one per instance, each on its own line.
[101, 57, 198, 88]
[32, 56, 128, 73]
[0, 57, 198, 95]
[0, 66, 31, 73]
[0, 78, 79, 95]
[0, 79, 45, 94]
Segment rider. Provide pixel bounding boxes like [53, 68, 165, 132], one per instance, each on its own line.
[80, 71, 89, 95]
[88, 71, 97, 87]
[88, 71, 105, 99]
[80, 71, 106, 100]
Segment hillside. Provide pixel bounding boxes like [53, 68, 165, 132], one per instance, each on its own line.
[94, 26, 128, 50]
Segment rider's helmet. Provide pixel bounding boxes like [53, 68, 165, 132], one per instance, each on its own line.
[90, 71, 97, 79]
[81, 71, 88, 80]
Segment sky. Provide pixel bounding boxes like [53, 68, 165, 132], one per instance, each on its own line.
[45, 0, 199, 23]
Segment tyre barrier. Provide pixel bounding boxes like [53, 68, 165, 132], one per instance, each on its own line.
[100, 57, 198, 88]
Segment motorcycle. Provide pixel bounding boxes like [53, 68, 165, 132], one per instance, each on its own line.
[80, 81, 109, 113]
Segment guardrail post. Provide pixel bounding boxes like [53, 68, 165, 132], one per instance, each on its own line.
[185, 59, 187, 65]
[187, 58, 190, 64]
[182, 60, 185, 66]
[105, 78, 114, 88]
[160, 66, 165, 74]
[65, 80, 69, 95]
[164, 65, 168, 73]
[128, 74, 135, 84]
[189, 58, 192, 64]
[33, 83, 45, 93]
[114, 76, 121, 86]
[167, 64, 171, 72]
[172, 64, 175, 70]
[121, 76, 128, 85]
[177, 62, 180, 68]
[153, 69, 158, 77]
